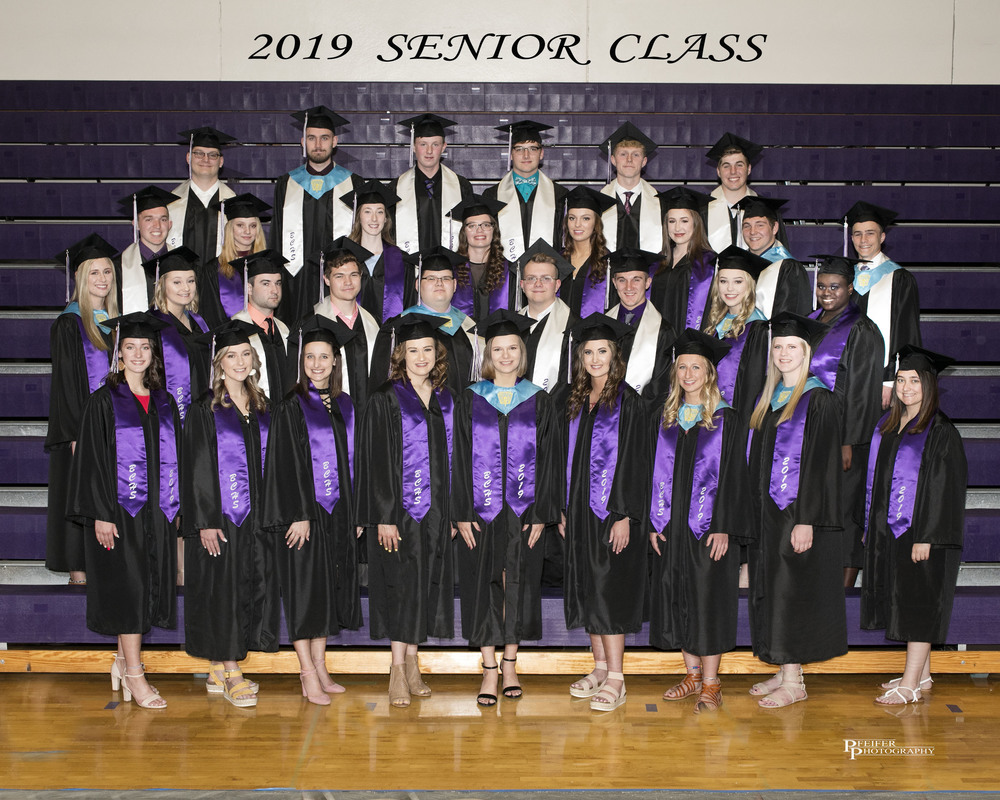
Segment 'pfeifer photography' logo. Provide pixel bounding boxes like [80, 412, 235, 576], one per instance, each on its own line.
[844, 739, 935, 760]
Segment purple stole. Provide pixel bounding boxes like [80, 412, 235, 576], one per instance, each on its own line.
[454, 264, 511, 319]
[715, 325, 753, 405]
[153, 309, 207, 420]
[298, 387, 355, 513]
[109, 385, 179, 520]
[393, 381, 454, 523]
[649, 414, 726, 539]
[215, 401, 270, 526]
[763, 392, 813, 510]
[218, 269, 245, 319]
[74, 316, 109, 393]
[579, 271, 607, 318]
[809, 304, 860, 390]
[567, 386, 623, 520]
[685, 253, 715, 330]
[864, 413, 935, 541]
[470, 391, 537, 522]
[381, 245, 406, 322]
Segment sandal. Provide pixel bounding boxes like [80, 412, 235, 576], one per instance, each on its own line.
[123, 667, 167, 709]
[300, 668, 331, 706]
[881, 675, 933, 692]
[694, 678, 723, 713]
[749, 671, 783, 696]
[590, 671, 627, 712]
[875, 685, 922, 705]
[112, 656, 158, 695]
[389, 664, 410, 708]
[663, 667, 702, 701]
[758, 671, 807, 708]
[223, 669, 258, 708]
[404, 654, 432, 697]
[477, 663, 498, 707]
[501, 657, 522, 699]
[206, 665, 258, 696]
[569, 660, 608, 698]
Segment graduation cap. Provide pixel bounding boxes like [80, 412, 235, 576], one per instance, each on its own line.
[706, 132, 763, 164]
[519, 239, 573, 281]
[564, 185, 617, 215]
[808, 254, 859, 281]
[141, 246, 200, 282]
[671, 327, 731, 366]
[243, 249, 289, 279]
[715, 245, 770, 281]
[288, 315, 357, 382]
[399, 113, 456, 140]
[599, 122, 657, 156]
[198, 320, 261, 363]
[179, 126, 236, 150]
[496, 119, 553, 145]
[118, 186, 181, 246]
[449, 194, 507, 222]
[570, 312, 635, 345]
[322, 236, 373, 265]
[609, 247, 659, 276]
[55, 234, 118, 303]
[404, 246, 464, 277]
[768, 311, 828, 346]
[736, 195, 788, 223]
[211, 192, 272, 222]
[888, 344, 957, 378]
[845, 201, 898, 230]
[339, 179, 401, 212]
[481, 309, 534, 342]
[656, 186, 714, 214]
[393, 311, 449, 344]
[104, 311, 171, 341]
[292, 105, 349, 133]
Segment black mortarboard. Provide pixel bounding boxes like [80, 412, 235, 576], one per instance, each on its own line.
[671, 328, 731, 366]
[449, 194, 507, 222]
[142, 246, 200, 280]
[889, 344, 957, 378]
[291, 105, 349, 133]
[398, 113, 456, 139]
[118, 185, 180, 215]
[339, 180, 400, 211]
[599, 122, 657, 156]
[56, 233, 118, 270]
[706, 132, 763, 164]
[570, 312, 635, 345]
[715, 245, 770, 281]
[243, 249, 289, 279]
[845, 201, 898, 230]
[104, 311, 170, 341]
[609, 248, 659, 276]
[404, 246, 465, 275]
[519, 239, 574, 281]
[394, 312, 449, 343]
[656, 186, 714, 214]
[200, 319, 260, 352]
[736, 195, 788, 223]
[496, 120, 553, 145]
[482, 309, 534, 342]
[808, 254, 858, 281]
[564, 185, 617, 215]
[178, 127, 236, 150]
[322, 236, 373, 264]
[211, 192, 272, 222]
[769, 311, 828, 346]
[290, 314, 356, 350]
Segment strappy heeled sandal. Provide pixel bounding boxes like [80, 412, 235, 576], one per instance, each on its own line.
[569, 660, 608, 698]
[663, 667, 703, 701]
[299, 668, 331, 706]
[501, 657, 522, 699]
[122, 667, 167, 709]
[590, 671, 627, 712]
[477, 663, 498, 707]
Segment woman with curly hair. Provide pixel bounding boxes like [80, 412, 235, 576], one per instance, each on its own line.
[560, 187, 618, 318]
[559, 314, 648, 712]
[183, 320, 279, 708]
[356, 313, 457, 708]
[451, 195, 516, 325]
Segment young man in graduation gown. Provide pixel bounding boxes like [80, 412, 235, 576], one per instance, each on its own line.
[389, 114, 473, 255]
[604, 248, 676, 407]
[115, 186, 178, 314]
[808, 255, 884, 586]
[231, 249, 290, 401]
[303, 237, 380, 411]
[598, 123, 663, 253]
[738, 196, 811, 318]
[482, 120, 568, 263]
[845, 201, 922, 409]
[369, 247, 482, 395]
[167, 127, 236, 268]
[271, 105, 362, 324]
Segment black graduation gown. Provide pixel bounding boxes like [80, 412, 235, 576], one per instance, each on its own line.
[250, 321, 289, 402]
[67, 386, 179, 635]
[861, 412, 966, 643]
[45, 313, 112, 573]
[614, 195, 641, 251]
[561, 385, 649, 635]
[355, 381, 455, 643]
[369, 315, 476, 396]
[358, 243, 416, 324]
[454, 261, 519, 327]
[855, 266, 922, 355]
[618, 308, 676, 408]
[647, 407, 753, 655]
[180, 190, 224, 270]
[182, 397, 280, 661]
[452, 385, 559, 647]
[747, 387, 847, 665]
[649, 252, 716, 332]
[524, 310, 579, 393]
[154, 309, 210, 418]
[262, 392, 361, 641]
[769, 259, 813, 317]
[560, 256, 618, 318]
[388, 169, 474, 254]
[482, 178, 569, 250]
[197, 260, 244, 330]
[716, 319, 769, 425]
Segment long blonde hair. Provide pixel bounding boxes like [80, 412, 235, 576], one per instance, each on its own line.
[154, 272, 200, 314]
[72, 257, 120, 351]
[661, 357, 722, 431]
[750, 337, 813, 429]
[210, 344, 268, 414]
[219, 218, 266, 279]
[703, 270, 758, 339]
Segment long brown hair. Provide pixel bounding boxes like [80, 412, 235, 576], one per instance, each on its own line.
[880, 369, 939, 435]
[105, 337, 165, 391]
[566, 340, 627, 420]
[388, 338, 449, 392]
[349, 203, 396, 247]
[657, 209, 711, 276]
[219, 218, 266, 280]
[210, 344, 268, 413]
[457, 215, 506, 292]
[703, 270, 758, 339]
[294, 339, 344, 398]
[562, 214, 609, 288]
[749, 338, 813, 429]
[660, 357, 722, 431]
[72, 257, 120, 351]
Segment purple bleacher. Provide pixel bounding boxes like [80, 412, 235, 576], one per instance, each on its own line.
[0, 267, 66, 307]
[921, 316, 1000, 363]
[965, 510, 1000, 562]
[0, 316, 56, 358]
[0, 373, 50, 418]
[0, 436, 47, 484]
[963, 438, 999, 487]
[914, 269, 1000, 311]
[939, 374, 1000, 420]
[0, 508, 46, 559]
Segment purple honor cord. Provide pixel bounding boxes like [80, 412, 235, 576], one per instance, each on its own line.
[567, 387, 622, 520]
[75, 315, 109, 393]
[864, 414, 934, 541]
[808, 304, 860, 390]
[110, 383, 147, 518]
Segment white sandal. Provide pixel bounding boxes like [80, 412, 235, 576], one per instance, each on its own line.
[875, 685, 922, 705]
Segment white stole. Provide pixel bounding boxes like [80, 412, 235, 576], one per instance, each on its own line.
[166, 180, 234, 256]
[394, 166, 463, 254]
[119, 243, 149, 314]
[312, 300, 380, 396]
[232, 309, 288, 400]
[496, 171, 558, 261]
[867, 270, 896, 368]
[707, 185, 757, 254]
[281, 173, 355, 277]
[521, 299, 570, 392]
[606, 303, 661, 394]
[600, 179, 662, 253]
[755, 259, 782, 319]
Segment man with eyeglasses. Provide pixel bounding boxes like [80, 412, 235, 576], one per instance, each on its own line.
[483, 121, 568, 263]
[605, 248, 675, 406]
[167, 127, 236, 268]
[599, 123, 663, 252]
[369, 246, 482, 394]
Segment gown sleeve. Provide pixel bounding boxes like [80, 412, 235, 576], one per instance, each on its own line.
[712, 408, 755, 543]
[182, 399, 224, 535]
[836, 316, 885, 445]
[450, 389, 475, 522]
[794, 388, 844, 530]
[354, 387, 402, 527]
[367, 320, 396, 388]
[261, 397, 315, 531]
[773, 260, 812, 317]
[734, 321, 769, 419]
[909, 413, 967, 548]
[47, 315, 106, 447]
[641, 319, 676, 408]
[608, 387, 652, 522]
[529, 390, 560, 525]
[889, 268, 922, 352]
[66, 388, 117, 524]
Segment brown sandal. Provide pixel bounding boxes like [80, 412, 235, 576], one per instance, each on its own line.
[694, 678, 722, 713]
[663, 668, 702, 701]
[389, 664, 410, 708]
[404, 654, 432, 697]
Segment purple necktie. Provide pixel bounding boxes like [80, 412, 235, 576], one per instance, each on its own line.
[623, 191, 633, 215]
[424, 178, 434, 199]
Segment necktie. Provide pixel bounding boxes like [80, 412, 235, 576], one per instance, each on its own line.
[424, 178, 434, 199]
[729, 206, 739, 246]
[625, 311, 635, 325]
[623, 191, 633, 215]
[266, 317, 276, 344]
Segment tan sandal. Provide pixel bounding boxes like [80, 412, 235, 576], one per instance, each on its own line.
[590, 671, 627, 712]
[569, 660, 608, 698]
[694, 678, 723, 713]
[749, 671, 783, 696]
[122, 668, 167, 709]
[663, 667, 702, 701]
[404, 654, 432, 697]
[389, 664, 410, 708]
[758, 671, 806, 708]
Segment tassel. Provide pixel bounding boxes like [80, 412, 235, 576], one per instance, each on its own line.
[112, 324, 121, 373]
[302, 111, 309, 159]
[388, 326, 396, 378]
[243, 258, 250, 312]
[894, 352, 900, 375]
[447, 211, 454, 250]
[210, 333, 217, 366]
[409, 123, 415, 170]
[131, 194, 138, 246]
[319, 250, 326, 305]
[215, 199, 226, 259]
[606, 138, 612, 185]
[471, 327, 481, 382]
[296, 325, 304, 383]
[560, 198, 568, 249]
[416, 253, 423, 292]
[188, 133, 194, 181]
[64, 250, 71, 304]
[811, 258, 819, 312]
[513, 259, 522, 312]
[604, 257, 611, 311]
[154, 259, 161, 286]
[566, 331, 573, 384]
[507, 125, 513, 172]
[843, 215, 848, 258]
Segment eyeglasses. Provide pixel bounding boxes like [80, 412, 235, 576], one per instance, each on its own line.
[191, 150, 221, 161]
[512, 145, 541, 155]
[522, 275, 556, 285]
[421, 275, 454, 285]
[464, 222, 494, 232]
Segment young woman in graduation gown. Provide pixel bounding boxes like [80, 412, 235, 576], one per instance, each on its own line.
[560, 187, 617, 319]
[452, 196, 517, 326]
[355, 313, 456, 708]
[198, 193, 269, 329]
[453, 311, 559, 706]
[67, 312, 181, 709]
[262, 317, 362, 705]
[183, 320, 279, 708]
[746, 312, 846, 708]
[648, 329, 752, 713]
[46, 235, 119, 585]
[559, 314, 649, 712]
[345, 180, 413, 324]
[650, 187, 717, 332]
[861, 346, 967, 705]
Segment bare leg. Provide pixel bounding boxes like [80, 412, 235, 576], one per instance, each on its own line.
[663, 650, 703, 700]
[570, 634, 608, 694]
[120, 633, 164, 707]
[311, 637, 345, 693]
[478, 645, 499, 705]
[69, 570, 86, 585]
[877, 642, 931, 704]
[598, 634, 625, 699]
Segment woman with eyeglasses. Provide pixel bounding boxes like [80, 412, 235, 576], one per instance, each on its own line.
[452, 195, 517, 326]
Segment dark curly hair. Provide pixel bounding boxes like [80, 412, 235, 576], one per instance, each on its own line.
[566, 339, 627, 420]
[457, 214, 507, 293]
[562, 213, 609, 289]
[106, 336, 165, 391]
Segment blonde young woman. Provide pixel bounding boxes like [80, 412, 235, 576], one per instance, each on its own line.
[746, 312, 846, 708]
[183, 320, 279, 708]
[46, 235, 120, 585]
[560, 186, 617, 318]
[648, 329, 751, 713]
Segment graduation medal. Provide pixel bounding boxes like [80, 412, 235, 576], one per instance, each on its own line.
[682, 405, 698, 424]
[857, 272, 871, 290]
